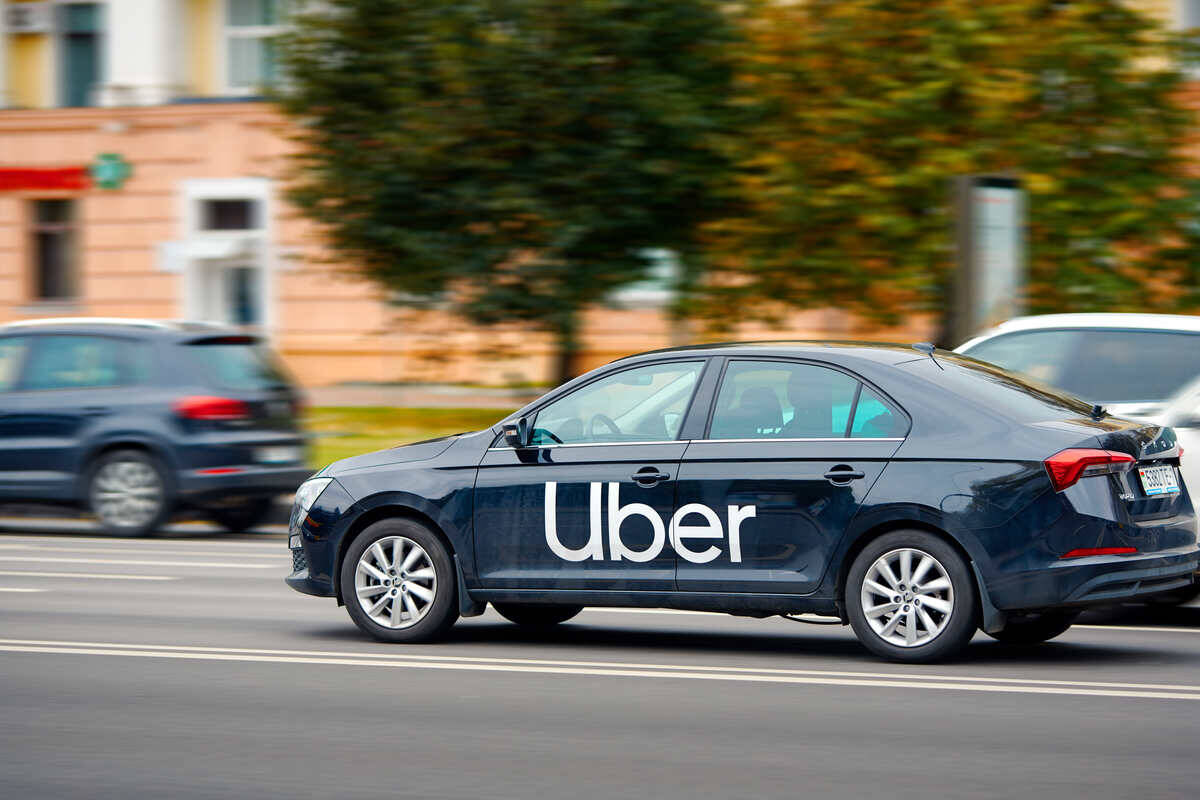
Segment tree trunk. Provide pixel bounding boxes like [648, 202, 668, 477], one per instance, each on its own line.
[551, 311, 584, 387]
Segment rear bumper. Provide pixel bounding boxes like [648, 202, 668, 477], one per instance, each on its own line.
[986, 548, 1200, 611]
[176, 465, 312, 500]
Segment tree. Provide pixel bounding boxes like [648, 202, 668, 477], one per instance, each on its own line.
[699, 0, 1200, 344]
[278, 0, 738, 382]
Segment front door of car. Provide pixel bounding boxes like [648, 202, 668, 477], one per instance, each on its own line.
[473, 359, 707, 591]
[673, 359, 906, 594]
[0, 335, 33, 497]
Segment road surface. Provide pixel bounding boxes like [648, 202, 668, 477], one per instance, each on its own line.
[1, 523, 1198, 799]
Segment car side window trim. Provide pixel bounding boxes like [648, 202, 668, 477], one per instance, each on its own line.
[701, 356, 910, 441]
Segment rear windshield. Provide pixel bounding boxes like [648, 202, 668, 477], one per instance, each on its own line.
[185, 338, 291, 391]
[961, 328, 1200, 404]
[904, 353, 1096, 423]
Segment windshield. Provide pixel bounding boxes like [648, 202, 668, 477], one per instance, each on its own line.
[961, 328, 1200, 404]
[185, 337, 292, 391]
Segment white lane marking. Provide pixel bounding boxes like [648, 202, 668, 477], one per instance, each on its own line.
[2, 642, 1198, 700]
[0, 571, 176, 582]
[0, 539, 284, 551]
[2, 638, 1199, 695]
[0, 588, 43, 593]
[0, 545, 283, 560]
[0, 556, 274, 569]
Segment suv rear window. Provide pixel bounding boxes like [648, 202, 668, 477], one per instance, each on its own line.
[962, 329, 1200, 404]
[185, 337, 290, 391]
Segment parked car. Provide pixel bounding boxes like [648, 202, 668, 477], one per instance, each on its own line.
[956, 313, 1200, 604]
[0, 318, 310, 536]
[286, 342, 1198, 663]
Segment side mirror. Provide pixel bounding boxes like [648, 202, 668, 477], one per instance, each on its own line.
[502, 418, 529, 448]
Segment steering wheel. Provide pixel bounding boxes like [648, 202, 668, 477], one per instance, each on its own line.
[587, 413, 622, 439]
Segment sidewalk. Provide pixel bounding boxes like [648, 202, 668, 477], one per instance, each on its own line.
[305, 383, 541, 409]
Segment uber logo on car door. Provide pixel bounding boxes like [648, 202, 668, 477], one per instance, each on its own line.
[543, 481, 756, 564]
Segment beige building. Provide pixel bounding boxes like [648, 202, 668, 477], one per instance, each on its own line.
[10, 1, 1189, 386]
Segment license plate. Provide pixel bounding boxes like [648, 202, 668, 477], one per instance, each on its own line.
[256, 445, 302, 464]
[1138, 465, 1180, 497]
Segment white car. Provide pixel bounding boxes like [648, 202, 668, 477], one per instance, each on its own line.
[957, 313, 1200, 604]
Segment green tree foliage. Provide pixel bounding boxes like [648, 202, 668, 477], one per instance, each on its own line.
[701, 0, 1200, 342]
[278, 0, 738, 381]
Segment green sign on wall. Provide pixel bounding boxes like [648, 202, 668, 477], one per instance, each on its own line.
[89, 153, 132, 190]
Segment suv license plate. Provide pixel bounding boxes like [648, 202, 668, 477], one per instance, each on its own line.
[1138, 465, 1180, 497]
[257, 446, 302, 464]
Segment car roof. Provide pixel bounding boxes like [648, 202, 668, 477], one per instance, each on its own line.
[0, 318, 249, 339]
[611, 340, 933, 367]
[960, 313, 1200, 343]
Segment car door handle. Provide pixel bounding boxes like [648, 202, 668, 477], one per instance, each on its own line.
[82, 406, 111, 417]
[632, 469, 671, 486]
[824, 465, 865, 484]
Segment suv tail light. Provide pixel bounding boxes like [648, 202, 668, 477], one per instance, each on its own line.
[174, 395, 249, 421]
[1044, 448, 1134, 492]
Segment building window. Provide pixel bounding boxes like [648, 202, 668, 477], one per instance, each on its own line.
[30, 200, 77, 301]
[226, 0, 286, 92]
[202, 199, 259, 231]
[59, 3, 102, 107]
[1183, 1, 1200, 30]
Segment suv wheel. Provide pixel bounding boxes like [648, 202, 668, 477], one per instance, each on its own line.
[494, 603, 584, 627]
[846, 530, 979, 663]
[208, 496, 275, 533]
[341, 518, 459, 643]
[88, 449, 171, 537]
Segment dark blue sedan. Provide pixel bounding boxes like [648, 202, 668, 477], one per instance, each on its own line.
[287, 343, 1199, 662]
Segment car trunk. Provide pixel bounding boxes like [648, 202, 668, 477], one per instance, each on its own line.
[178, 335, 303, 435]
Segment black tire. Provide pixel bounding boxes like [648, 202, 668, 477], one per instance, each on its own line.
[207, 496, 275, 533]
[87, 449, 172, 537]
[494, 603, 584, 627]
[340, 518, 459, 643]
[846, 530, 979, 663]
[985, 611, 1079, 645]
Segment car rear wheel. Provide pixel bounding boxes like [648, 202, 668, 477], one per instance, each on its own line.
[207, 496, 275, 533]
[846, 531, 978, 663]
[341, 518, 459, 643]
[985, 611, 1079, 645]
[88, 449, 171, 537]
[494, 603, 584, 627]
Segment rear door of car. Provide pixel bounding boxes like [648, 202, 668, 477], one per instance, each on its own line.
[673, 358, 906, 594]
[0, 333, 156, 499]
[473, 359, 708, 591]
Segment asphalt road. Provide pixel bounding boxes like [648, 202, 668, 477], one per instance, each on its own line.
[2, 522, 1199, 800]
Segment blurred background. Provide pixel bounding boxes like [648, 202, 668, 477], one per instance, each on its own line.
[3, 0, 1200, 482]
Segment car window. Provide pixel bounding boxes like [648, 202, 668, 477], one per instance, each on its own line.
[185, 337, 291, 390]
[20, 335, 152, 391]
[0, 337, 30, 392]
[849, 385, 905, 438]
[531, 361, 703, 445]
[709, 361, 869, 440]
[963, 328, 1200, 404]
[911, 353, 1095, 421]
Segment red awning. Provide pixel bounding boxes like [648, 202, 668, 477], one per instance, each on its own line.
[0, 167, 90, 191]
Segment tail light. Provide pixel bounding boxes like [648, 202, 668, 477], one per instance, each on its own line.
[1044, 448, 1134, 492]
[174, 395, 249, 421]
[1060, 546, 1138, 559]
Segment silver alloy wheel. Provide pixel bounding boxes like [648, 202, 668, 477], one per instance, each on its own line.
[91, 459, 164, 529]
[860, 547, 955, 648]
[354, 535, 438, 630]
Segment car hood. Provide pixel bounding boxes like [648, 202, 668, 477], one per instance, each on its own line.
[324, 433, 466, 474]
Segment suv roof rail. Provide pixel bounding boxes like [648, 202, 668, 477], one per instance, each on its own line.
[0, 317, 173, 330]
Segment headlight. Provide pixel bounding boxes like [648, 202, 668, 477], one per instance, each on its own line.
[294, 477, 333, 515]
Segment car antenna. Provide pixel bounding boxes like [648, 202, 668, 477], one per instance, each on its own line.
[912, 342, 944, 370]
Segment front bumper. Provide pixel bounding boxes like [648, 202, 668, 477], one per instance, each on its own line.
[285, 478, 356, 598]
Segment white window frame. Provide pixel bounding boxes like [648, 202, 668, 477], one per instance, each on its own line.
[218, 0, 287, 96]
[177, 178, 276, 336]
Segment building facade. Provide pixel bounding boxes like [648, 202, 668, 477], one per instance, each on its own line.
[9, 1, 1186, 387]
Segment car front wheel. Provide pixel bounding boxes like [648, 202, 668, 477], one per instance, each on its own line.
[846, 531, 978, 663]
[341, 518, 459, 643]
